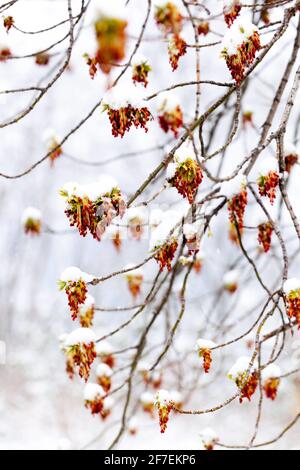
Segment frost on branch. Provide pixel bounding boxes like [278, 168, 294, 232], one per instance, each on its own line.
[96, 363, 113, 392]
[255, 157, 279, 205]
[221, 19, 261, 84]
[194, 338, 216, 373]
[60, 176, 126, 240]
[200, 428, 219, 451]
[124, 266, 144, 298]
[283, 278, 300, 328]
[102, 84, 152, 138]
[228, 356, 258, 403]
[63, 328, 97, 381]
[183, 222, 202, 253]
[43, 128, 62, 166]
[132, 54, 152, 88]
[158, 93, 183, 137]
[154, 389, 174, 433]
[262, 364, 281, 401]
[58, 267, 94, 321]
[223, 1, 241, 28]
[166, 143, 203, 203]
[21, 207, 42, 236]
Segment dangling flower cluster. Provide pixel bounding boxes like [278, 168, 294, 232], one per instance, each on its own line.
[224, 175, 248, 235]
[154, 239, 178, 272]
[258, 221, 273, 253]
[96, 363, 113, 392]
[154, 390, 174, 433]
[87, 2, 127, 77]
[102, 84, 152, 138]
[194, 338, 216, 373]
[183, 223, 201, 254]
[128, 417, 138, 435]
[168, 34, 187, 71]
[256, 157, 279, 205]
[260, 0, 273, 25]
[60, 176, 126, 240]
[150, 211, 181, 271]
[125, 207, 146, 241]
[197, 21, 209, 36]
[79, 295, 95, 328]
[221, 19, 261, 84]
[223, 269, 239, 293]
[84, 383, 105, 416]
[158, 93, 183, 137]
[262, 364, 281, 401]
[131, 54, 151, 87]
[140, 392, 155, 416]
[21, 207, 42, 236]
[96, 341, 115, 368]
[154, 2, 183, 35]
[35, 53, 50, 66]
[228, 356, 258, 403]
[200, 428, 219, 451]
[58, 267, 94, 321]
[43, 128, 62, 166]
[138, 362, 162, 389]
[0, 44, 11, 61]
[283, 278, 300, 328]
[3, 16, 14, 32]
[63, 328, 97, 381]
[223, 0, 241, 27]
[167, 144, 203, 203]
[242, 110, 254, 129]
[124, 266, 144, 298]
[284, 143, 298, 174]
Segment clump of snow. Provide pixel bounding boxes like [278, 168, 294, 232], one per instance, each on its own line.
[65, 328, 96, 347]
[223, 269, 239, 286]
[60, 266, 94, 284]
[158, 92, 180, 113]
[128, 416, 138, 432]
[42, 128, 60, 145]
[194, 338, 216, 351]
[140, 391, 154, 405]
[174, 142, 196, 164]
[61, 175, 119, 202]
[283, 278, 300, 295]
[103, 396, 114, 411]
[221, 174, 246, 199]
[83, 383, 104, 401]
[154, 389, 172, 406]
[79, 295, 95, 314]
[221, 18, 258, 56]
[124, 264, 143, 278]
[132, 53, 149, 67]
[170, 390, 183, 405]
[21, 207, 42, 224]
[96, 363, 113, 378]
[125, 206, 147, 222]
[183, 222, 200, 240]
[94, 0, 127, 21]
[149, 209, 183, 251]
[96, 340, 113, 356]
[254, 156, 278, 178]
[103, 84, 146, 110]
[284, 142, 298, 157]
[228, 356, 253, 380]
[262, 364, 281, 381]
[150, 209, 164, 227]
[200, 428, 219, 447]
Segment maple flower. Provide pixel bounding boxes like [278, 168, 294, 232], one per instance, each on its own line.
[200, 428, 219, 451]
[221, 19, 261, 84]
[58, 267, 94, 320]
[0, 44, 11, 61]
[197, 22, 210, 36]
[128, 417, 138, 435]
[194, 338, 216, 373]
[43, 128, 62, 166]
[154, 1, 183, 36]
[223, 269, 239, 293]
[260, 0, 273, 25]
[228, 356, 258, 403]
[21, 207, 42, 236]
[168, 34, 187, 71]
[223, 0, 242, 27]
[95, 340, 115, 368]
[132, 54, 152, 87]
[258, 221, 273, 253]
[101, 396, 115, 420]
[102, 84, 152, 138]
[78, 295, 95, 328]
[96, 363, 113, 392]
[242, 110, 254, 129]
[35, 53, 50, 66]
[262, 364, 281, 401]
[84, 383, 105, 416]
[223, 174, 248, 235]
[256, 157, 279, 205]
[140, 392, 155, 415]
[284, 143, 298, 174]
[124, 266, 144, 298]
[149, 211, 181, 271]
[167, 143, 203, 203]
[3, 16, 14, 33]
[183, 223, 202, 253]
[125, 207, 147, 241]
[283, 278, 300, 328]
[64, 328, 97, 381]
[158, 93, 183, 137]
[154, 389, 174, 433]
[60, 176, 126, 240]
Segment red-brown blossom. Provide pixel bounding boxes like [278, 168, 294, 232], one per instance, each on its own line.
[285, 291, 300, 328]
[35, 53, 50, 66]
[0, 47, 11, 61]
[285, 153, 298, 174]
[168, 158, 203, 204]
[258, 222, 273, 253]
[105, 104, 152, 138]
[168, 34, 187, 71]
[158, 105, 183, 137]
[239, 372, 258, 403]
[263, 377, 280, 401]
[67, 342, 96, 382]
[64, 279, 88, 321]
[197, 22, 209, 36]
[228, 189, 248, 231]
[154, 239, 178, 272]
[4, 16, 14, 33]
[154, 2, 183, 36]
[224, 2, 241, 27]
[94, 17, 127, 75]
[257, 171, 279, 205]
[132, 61, 151, 87]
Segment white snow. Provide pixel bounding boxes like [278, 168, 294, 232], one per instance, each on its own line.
[149, 209, 164, 227]
[158, 92, 180, 113]
[61, 175, 119, 202]
[183, 223, 199, 240]
[262, 364, 281, 381]
[194, 338, 216, 351]
[284, 142, 298, 157]
[21, 207, 42, 224]
[60, 266, 94, 284]
[221, 18, 258, 56]
[83, 383, 104, 401]
[93, 0, 127, 21]
[283, 278, 300, 295]
[96, 363, 113, 378]
[154, 389, 171, 406]
[166, 162, 177, 180]
[95, 340, 113, 356]
[65, 328, 96, 347]
[174, 142, 196, 164]
[199, 427, 219, 446]
[103, 396, 114, 411]
[221, 174, 246, 199]
[132, 53, 149, 67]
[223, 269, 239, 286]
[228, 356, 253, 380]
[169, 390, 183, 405]
[140, 392, 154, 405]
[103, 83, 145, 110]
[254, 156, 278, 178]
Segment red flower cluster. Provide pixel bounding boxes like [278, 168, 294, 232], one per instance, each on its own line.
[222, 31, 261, 84]
[168, 34, 187, 71]
[229, 222, 243, 244]
[258, 222, 273, 253]
[239, 372, 258, 403]
[79, 301, 95, 328]
[85, 396, 104, 416]
[154, 239, 178, 272]
[132, 62, 151, 87]
[158, 105, 183, 137]
[257, 171, 279, 205]
[125, 272, 143, 298]
[242, 111, 254, 129]
[285, 292, 300, 328]
[3, 16, 14, 32]
[105, 104, 152, 138]
[93, 17, 127, 76]
[68, 342, 96, 382]
[112, 230, 122, 251]
[263, 377, 280, 401]
[35, 53, 50, 66]
[168, 158, 203, 204]
[63, 279, 88, 321]
[285, 153, 298, 174]
[154, 2, 183, 36]
[24, 219, 41, 236]
[224, 2, 241, 27]
[197, 22, 210, 36]
[0, 47, 11, 61]
[227, 189, 248, 233]
[199, 348, 212, 374]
